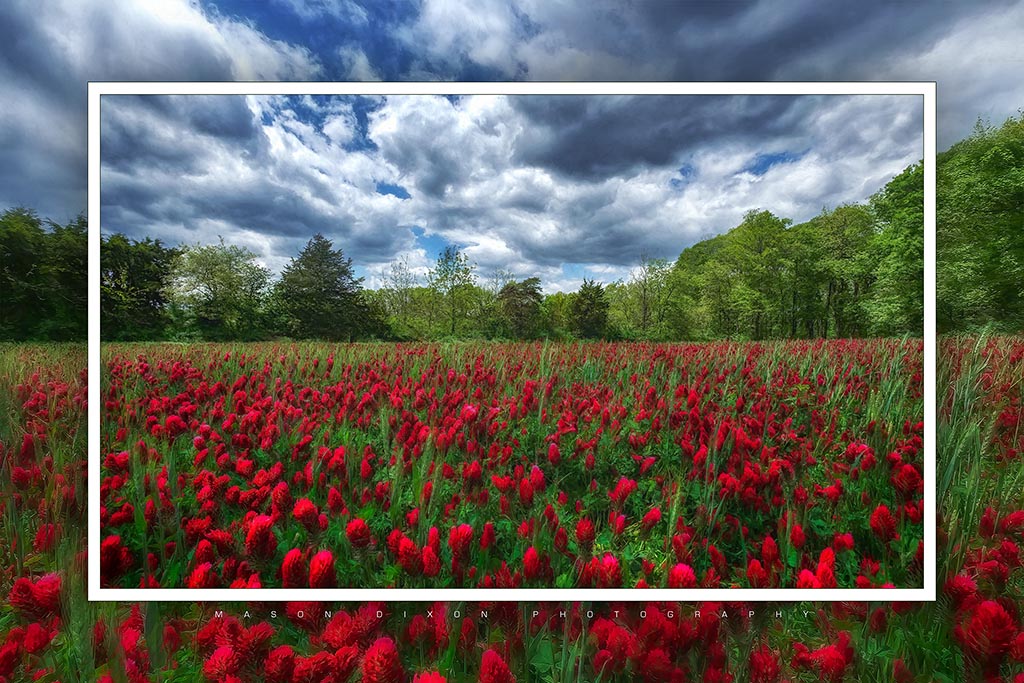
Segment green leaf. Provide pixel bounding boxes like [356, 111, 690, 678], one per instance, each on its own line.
[530, 640, 556, 674]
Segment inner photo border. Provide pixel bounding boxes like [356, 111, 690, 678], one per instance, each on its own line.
[87, 81, 937, 602]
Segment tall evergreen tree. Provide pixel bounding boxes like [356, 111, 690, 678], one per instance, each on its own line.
[572, 278, 609, 339]
[498, 277, 543, 338]
[275, 233, 365, 340]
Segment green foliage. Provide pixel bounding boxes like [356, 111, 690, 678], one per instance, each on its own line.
[867, 163, 925, 334]
[101, 233, 178, 340]
[606, 256, 681, 340]
[167, 240, 271, 341]
[721, 209, 793, 339]
[662, 174, 924, 341]
[0, 208, 47, 340]
[937, 112, 1024, 331]
[0, 208, 87, 341]
[815, 204, 876, 337]
[378, 254, 421, 338]
[497, 277, 544, 338]
[540, 290, 574, 339]
[39, 215, 89, 340]
[429, 245, 477, 336]
[571, 278, 609, 339]
[273, 233, 365, 341]
[355, 290, 393, 340]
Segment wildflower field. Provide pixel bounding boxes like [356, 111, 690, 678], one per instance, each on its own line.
[98, 340, 924, 590]
[2, 338, 1023, 681]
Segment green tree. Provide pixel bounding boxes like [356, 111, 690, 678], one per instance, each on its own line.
[474, 269, 516, 338]
[667, 197, 920, 341]
[937, 113, 1024, 331]
[0, 208, 49, 339]
[781, 218, 828, 338]
[38, 215, 88, 340]
[101, 233, 178, 340]
[354, 290, 392, 340]
[541, 291, 574, 339]
[497, 277, 543, 338]
[571, 278, 609, 339]
[814, 205, 876, 337]
[672, 233, 731, 339]
[274, 233, 366, 340]
[428, 246, 476, 336]
[631, 256, 674, 337]
[410, 285, 444, 338]
[658, 266, 699, 340]
[868, 163, 924, 335]
[720, 209, 790, 339]
[168, 240, 270, 340]
[380, 255, 419, 339]
[0, 208, 88, 341]
[604, 280, 633, 338]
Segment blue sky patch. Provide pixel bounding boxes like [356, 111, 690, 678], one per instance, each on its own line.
[411, 226, 452, 258]
[743, 150, 807, 176]
[376, 182, 411, 199]
[207, 0, 420, 80]
[670, 162, 697, 190]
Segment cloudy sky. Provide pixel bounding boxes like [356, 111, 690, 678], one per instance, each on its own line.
[100, 93, 922, 290]
[3, 0, 1023, 284]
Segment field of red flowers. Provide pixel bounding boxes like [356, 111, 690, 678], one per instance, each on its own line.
[2, 337, 1022, 681]
[97, 340, 924, 590]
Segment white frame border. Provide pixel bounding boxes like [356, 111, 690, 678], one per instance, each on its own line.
[88, 81, 937, 602]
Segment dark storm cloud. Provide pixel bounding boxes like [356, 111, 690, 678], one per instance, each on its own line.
[99, 93, 422, 270]
[148, 96, 261, 141]
[0, 0, 319, 219]
[625, 1, 960, 79]
[503, 188, 550, 214]
[398, 0, 1022, 146]
[510, 95, 814, 180]
[101, 95, 266, 173]
[478, 0, 1006, 84]
[101, 182, 170, 224]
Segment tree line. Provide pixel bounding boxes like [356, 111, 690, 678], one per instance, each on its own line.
[88, 161, 923, 343]
[0, 209, 87, 340]
[2, 110, 1021, 342]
